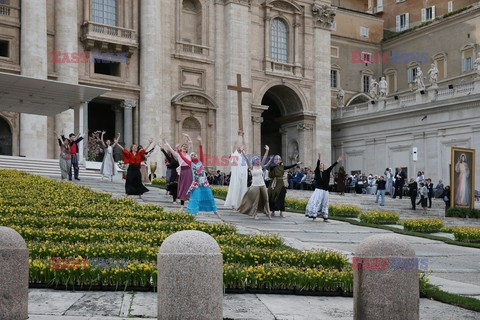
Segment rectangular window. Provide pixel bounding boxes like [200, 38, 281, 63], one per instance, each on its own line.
[396, 13, 409, 31]
[448, 1, 453, 13]
[94, 61, 121, 77]
[363, 75, 371, 93]
[92, 0, 117, 26]
[462, 49, 473, 72]
[422, 6, 435, 22]
[407, 67, 417, 83]
[361, 52, 371, 63]
[377, 0, 383, 12]
[360, 26, 369, 37]
[331, 70, 338, 88]
[331, 46, 338, 57]
[0, 39, 8, 58]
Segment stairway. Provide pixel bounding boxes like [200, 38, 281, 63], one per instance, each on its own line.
[0, 155, 102, 179]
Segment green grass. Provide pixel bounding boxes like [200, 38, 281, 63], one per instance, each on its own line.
[421, 283, 480, 312]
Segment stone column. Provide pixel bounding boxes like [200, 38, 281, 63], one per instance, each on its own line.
[158, 230, 223, 320]
[121, 100, 135, 147]
[54, 0, 78, 143]
[251, 116, 263, 155]
[296, 122, 313, 164]
[353, 234, 419, 320]
[113, 106, 124, 141]
[139, 0, 171, 163]
[0, 227, 29, 320]
[264, 6, 272, 72]
[312, 5, 334, 165]
[20, 0, 48, 158]
[78, 101, 88, 163]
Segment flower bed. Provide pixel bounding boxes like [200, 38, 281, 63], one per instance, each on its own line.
[0, 169, 353, 293]
[359, 211, 400, 225]
[328, 205, 362, 218]
[451, 227, 480, 243]
[402, 218, 444, 233]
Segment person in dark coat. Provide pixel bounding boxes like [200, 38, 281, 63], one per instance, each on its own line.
[393, 167, 407, 199]
[408, 178, 418, 210]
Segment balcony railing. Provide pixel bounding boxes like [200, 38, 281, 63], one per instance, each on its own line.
[0, 4, 19, 19]
[175, 41, 210, 57]
[333, 81, 479, 120]
[81, 21, 138, 50]
[266, 61, 301, 77]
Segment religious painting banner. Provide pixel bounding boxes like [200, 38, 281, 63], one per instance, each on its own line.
[450, 147, 476, 209]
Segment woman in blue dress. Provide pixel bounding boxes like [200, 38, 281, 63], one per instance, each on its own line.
[177, 136, 222, 220]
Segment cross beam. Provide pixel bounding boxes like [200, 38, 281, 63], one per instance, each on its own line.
[227, 74, 252, 135]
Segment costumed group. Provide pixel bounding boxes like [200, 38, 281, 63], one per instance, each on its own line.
[56, 130, 344, 221]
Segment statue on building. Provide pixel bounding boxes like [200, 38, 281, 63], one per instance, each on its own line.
[474, 53, 480, 78]
[428, 63, 439, 88]
[415, 67, 425, 91]
[379, 77, 388, 98]
[369, 78, 378, 100]
[336, 88, 345, 107]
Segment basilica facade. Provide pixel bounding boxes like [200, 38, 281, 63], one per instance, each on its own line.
[0, 0, 335, 167]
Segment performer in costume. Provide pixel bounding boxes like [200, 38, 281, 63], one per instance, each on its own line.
[98, 131, 119, 182]
[237, 145, 272, 219]
[55, 131, 71, 181]
[305, 154, 344, 221]
[114, 137, 152, 199]
[159, 141, 180, 204]
[163, 133, 193, 208]
[267, 155, 302, 217]
[224, 132, 248, 209]
[177, 136, 222, 219]
[139, 144, 155, 183]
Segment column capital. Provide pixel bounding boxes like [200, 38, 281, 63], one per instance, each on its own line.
[252, 116, 263, 124]
[121, 100, 137, 110]
[312, 3, 336, 30]
[297, 123, 313, 131]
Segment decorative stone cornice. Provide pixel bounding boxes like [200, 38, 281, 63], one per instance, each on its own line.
[215, 0, 251, 7]
[312, 3, 336, 29]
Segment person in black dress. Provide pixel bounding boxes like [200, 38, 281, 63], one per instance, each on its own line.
[159, 141, 180, 204]
[408, 178, 418, 210]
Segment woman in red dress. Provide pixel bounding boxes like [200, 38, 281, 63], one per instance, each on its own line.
[114, 138, 153, 198]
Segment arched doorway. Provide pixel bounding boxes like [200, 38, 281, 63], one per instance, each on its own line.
[0, 116, 12, 156]
[260, 85, 306, 163]
[182, 116, 202, 152]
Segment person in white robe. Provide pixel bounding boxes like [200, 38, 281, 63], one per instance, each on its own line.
[99, 131, 119, 182]
[224, 133, 248, 209]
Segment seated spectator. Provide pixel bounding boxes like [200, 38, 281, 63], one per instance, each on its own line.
[288, 166, 304, 189]
[302, 168, 314, 190]
[443, 186, 451, 214]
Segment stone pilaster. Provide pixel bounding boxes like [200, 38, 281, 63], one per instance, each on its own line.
[312, 4, 335, 165]
[121, 100, 136, 147]
[296, 122, 314, 164]
[20, 0, 48, 158]
[139, 0, 171, 161]
[54, 0, 79, 158]
[220, 0, 251, 156]
[113, 107, 124, 142]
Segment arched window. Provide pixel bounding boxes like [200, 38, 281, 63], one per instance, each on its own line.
[92, 0, 117, 26]
[181, 0, 202, 45]
[271, 18, 288, 63]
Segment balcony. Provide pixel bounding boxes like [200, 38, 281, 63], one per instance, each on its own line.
[333, 80, 480, 120]
[0, 3, 20, 26]
[81, 21, 138, 54]
[173, 41, 212, 64]
[265, 60, 302, 78]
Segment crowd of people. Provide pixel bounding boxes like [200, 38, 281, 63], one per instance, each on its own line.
[56, 130, 454, 218]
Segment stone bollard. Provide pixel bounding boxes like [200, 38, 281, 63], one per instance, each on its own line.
[353, 234, 419, 320]
[157, 230, 223, 320]
[0, 227, 29, 320]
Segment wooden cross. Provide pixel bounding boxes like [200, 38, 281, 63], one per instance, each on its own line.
[227, 74, 252, 135]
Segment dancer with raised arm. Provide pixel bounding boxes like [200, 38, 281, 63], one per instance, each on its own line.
[305, 154, 344, 222]
[159, 140, 180, 204]
[237, 145, 272, 219]
[114, 137, 152, 199]
[267, 155, 302, 217]
[98, 131, 119, 182]
[177, 136, 222, 219]
[55, 131, 71, 181]
[224, 132, 248, 209]
[163, 133, 193, 208]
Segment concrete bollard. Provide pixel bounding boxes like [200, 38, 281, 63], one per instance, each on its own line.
[0, 226, 29, 320]
[353, 234, 419, 320]
[157, 230, 223, 320]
